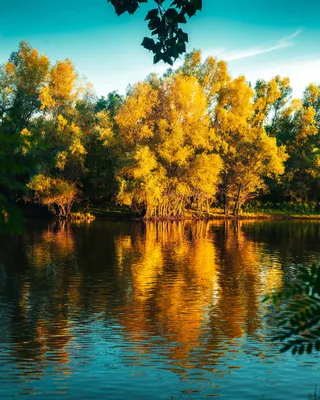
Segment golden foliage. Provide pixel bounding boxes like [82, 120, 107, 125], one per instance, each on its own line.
[113, 72, 223, 217]
[40, 60, 77, 112]
[27, 175, 77, 217]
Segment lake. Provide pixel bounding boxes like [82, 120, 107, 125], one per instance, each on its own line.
[1, 219, 320, 399]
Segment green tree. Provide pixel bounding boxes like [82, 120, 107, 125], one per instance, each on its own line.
[272, 94, 320, 203]
[24, 59, 88, 217]
[4, 41, 50, 130]
[0, 124, 26, 232]
[95, 91, 124, 117]
[0, 42, 50, 230]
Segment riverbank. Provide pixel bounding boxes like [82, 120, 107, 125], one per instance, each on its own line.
[74, 206, 320, 221]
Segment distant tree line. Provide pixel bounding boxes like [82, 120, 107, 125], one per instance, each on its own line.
[1, 42, 320, 219]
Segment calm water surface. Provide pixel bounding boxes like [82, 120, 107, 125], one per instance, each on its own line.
[1, 219, 320, 399]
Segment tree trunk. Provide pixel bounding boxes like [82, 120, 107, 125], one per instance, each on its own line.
[233, 184, 242, 217]
[224, 196, 229, 216]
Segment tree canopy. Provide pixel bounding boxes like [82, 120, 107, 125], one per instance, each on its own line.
[2, 42, 320, 223]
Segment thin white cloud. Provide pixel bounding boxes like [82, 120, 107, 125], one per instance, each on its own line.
[92, 29, 305, 97]
[282, 29, 303, 42]
[96, 29, 303, 95]
[205, 29, 302, 62]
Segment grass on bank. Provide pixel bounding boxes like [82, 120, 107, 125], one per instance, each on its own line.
[73, 203, 320, 221]
[73, 206, 132, 220]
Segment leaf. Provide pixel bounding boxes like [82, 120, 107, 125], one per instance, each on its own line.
[148, 17, 161, 30]
[184, 3, 197, 17]
[167, 44, 180, 60]
[165, 8, 180, 20]
[126, 2, 139, 14]
[193, 0, 202, 10]
[141, 37, 156, 52]
[178, 29, 188, 43]
[153, 52, 162, 64]
[177, 40, 186, 53]
[162, 54, 174, 66]
[145, 8, 158, 20]
[177, 11, 187, 23]
[114, 5, 127, 16]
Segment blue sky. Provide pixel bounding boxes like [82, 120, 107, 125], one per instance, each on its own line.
[1, 0, 319, 97]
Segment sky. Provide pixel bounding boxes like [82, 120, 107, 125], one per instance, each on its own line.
[1, 0, 320, 98]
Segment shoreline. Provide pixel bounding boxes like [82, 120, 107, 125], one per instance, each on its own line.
[134, 214, 320, 221]
[88, 212, 320, 221]
[22, 207, 320, 222]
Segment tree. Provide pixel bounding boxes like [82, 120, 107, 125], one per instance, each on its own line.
[269, 90, 320, 203]
[107, 0, 202, 65]
[95, 91, 124, 117]
[26, 175, 77, 217]
[252, 76, 291, 131]
[2, 42, 320, 222]
[112, 71, 223, 217]
[216, 75, 288, 215]
[81, 103, 117, 206]
[179, 51, 287, 215]
[4, 41, 50, 130]
[0, 42, 50, 231]
[0, 124, 26, 232]
[10, 45, 90, 217]
[179, 49, 230, 108]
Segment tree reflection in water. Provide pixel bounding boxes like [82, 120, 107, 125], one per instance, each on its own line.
[2, 219, 320, 395]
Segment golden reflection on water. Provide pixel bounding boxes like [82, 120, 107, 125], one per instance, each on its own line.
[1, 219, 289, 379]
[25, 220, 76, 267]
[113, 221, 283, 368]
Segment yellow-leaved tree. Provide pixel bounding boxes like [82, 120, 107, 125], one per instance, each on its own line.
[27, 175, 77, 217]
[215, 75, 287, 215]
[112, 72, 223, 217]
[179, 51, 288, 216]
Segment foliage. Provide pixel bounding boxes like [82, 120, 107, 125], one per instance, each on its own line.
[178, 51, 288, 215]
[113, 72, 223, 217]
[0, 41, 50, 231]
[243, 200, 320, 215]
[3, 42, 320, 221]
[264, 264, 320, 355]
[2, 43, 92, 218]
[27, 175, 78, 217]
[95, 91, 124, 116]
[0, 131, 25, 233]
[70, 211, 95, 222]
[107, 0, 202, 65]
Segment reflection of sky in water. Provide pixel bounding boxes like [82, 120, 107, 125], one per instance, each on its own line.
[1, 220, 320, 399]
